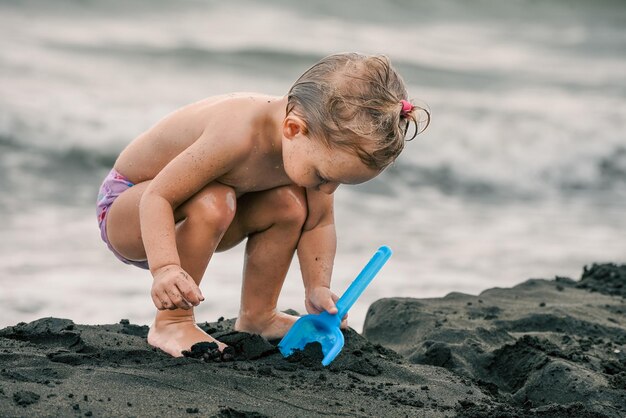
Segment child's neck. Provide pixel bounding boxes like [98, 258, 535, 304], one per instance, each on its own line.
[265, 96, 288, 152]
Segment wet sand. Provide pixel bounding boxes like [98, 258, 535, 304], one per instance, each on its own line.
[1, 263, 624, 417]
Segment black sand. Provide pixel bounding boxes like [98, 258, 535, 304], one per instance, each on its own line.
[364, 263, 626, 417]
[1, 263, 625, 417]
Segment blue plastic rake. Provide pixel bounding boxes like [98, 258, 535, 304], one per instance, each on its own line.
[278, 246, 393, 366]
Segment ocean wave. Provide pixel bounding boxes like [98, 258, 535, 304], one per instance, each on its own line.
[0, 133, 116, 172]
[372, 151, 626, 201]
[2, 129, 625, 203]
[45, 40, 322, 74]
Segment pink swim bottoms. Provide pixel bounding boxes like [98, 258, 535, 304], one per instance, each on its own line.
[96, 168, 149, 270]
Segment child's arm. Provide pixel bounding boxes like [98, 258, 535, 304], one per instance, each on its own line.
[297, 189, 344, 320]
[140, 126, 248, 310]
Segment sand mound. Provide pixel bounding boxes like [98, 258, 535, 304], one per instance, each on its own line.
[364, 263, 626, 417]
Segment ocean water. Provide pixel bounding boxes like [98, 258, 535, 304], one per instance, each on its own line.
[1, 0, 625, 332]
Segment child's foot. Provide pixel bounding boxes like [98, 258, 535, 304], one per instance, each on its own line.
[148, 309, 227, 357]
[234, 310, 299, 340]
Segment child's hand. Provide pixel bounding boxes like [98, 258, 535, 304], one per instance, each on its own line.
[151, 265, 205, 310]
[305, 286, 348, 328]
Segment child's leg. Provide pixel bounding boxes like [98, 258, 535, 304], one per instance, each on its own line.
[105, 180, 237, 356]
[216, 185, 307, 339]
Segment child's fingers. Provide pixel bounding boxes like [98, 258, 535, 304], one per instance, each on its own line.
[154, 288, 173, 310]
[321, 296, 338, 315]
[176, 277, 203, 306]
[165, 287, 192, 310]
[151, 292, 165, 310]
[305, 302, 322, 315]
[340, 316, 349, 329]
[179, 270, 205, 301]
[328, 293, 340, 314]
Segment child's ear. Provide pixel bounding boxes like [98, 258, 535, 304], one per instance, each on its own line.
[282, 115, 306, 140]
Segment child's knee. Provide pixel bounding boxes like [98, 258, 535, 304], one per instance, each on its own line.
[270, 185, 307, 227]
[179, 183, 237, 232]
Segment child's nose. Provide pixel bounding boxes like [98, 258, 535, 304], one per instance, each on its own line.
[319, 182, 340, 194]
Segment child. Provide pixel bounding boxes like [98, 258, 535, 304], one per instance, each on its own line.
[96, 52, 429, 357]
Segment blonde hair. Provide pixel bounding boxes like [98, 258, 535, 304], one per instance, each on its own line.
[286, 52, 430, 170]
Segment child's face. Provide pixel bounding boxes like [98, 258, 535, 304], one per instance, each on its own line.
[283, 132, 380, 194]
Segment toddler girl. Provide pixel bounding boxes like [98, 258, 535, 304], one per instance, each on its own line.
[96, 52, 429, 356]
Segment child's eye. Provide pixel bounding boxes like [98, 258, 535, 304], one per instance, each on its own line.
[316, 172, 328, 185]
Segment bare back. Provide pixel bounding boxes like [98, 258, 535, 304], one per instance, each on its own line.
[114, 93, 291, 197]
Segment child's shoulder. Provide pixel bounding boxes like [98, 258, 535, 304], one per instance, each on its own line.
[160, 93, 268, 141]
[193, 92, 275, 111]
[186, 92, 274, 129]
[181, 93, 277, 153]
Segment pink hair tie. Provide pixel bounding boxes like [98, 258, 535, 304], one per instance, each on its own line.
[400, 99, 414, 117]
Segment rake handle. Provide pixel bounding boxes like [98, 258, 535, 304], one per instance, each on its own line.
[335, 246, 392, 319]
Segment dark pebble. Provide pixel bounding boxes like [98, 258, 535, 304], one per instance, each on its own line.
[13, 391, 40, 407]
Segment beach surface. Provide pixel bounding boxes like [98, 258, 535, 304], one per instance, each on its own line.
[1, 263, 625, 417]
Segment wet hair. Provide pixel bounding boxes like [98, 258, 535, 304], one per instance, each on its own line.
[286, 52, 430, 170]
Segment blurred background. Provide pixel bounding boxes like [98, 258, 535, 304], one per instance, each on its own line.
[1, 0, 625, 331]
